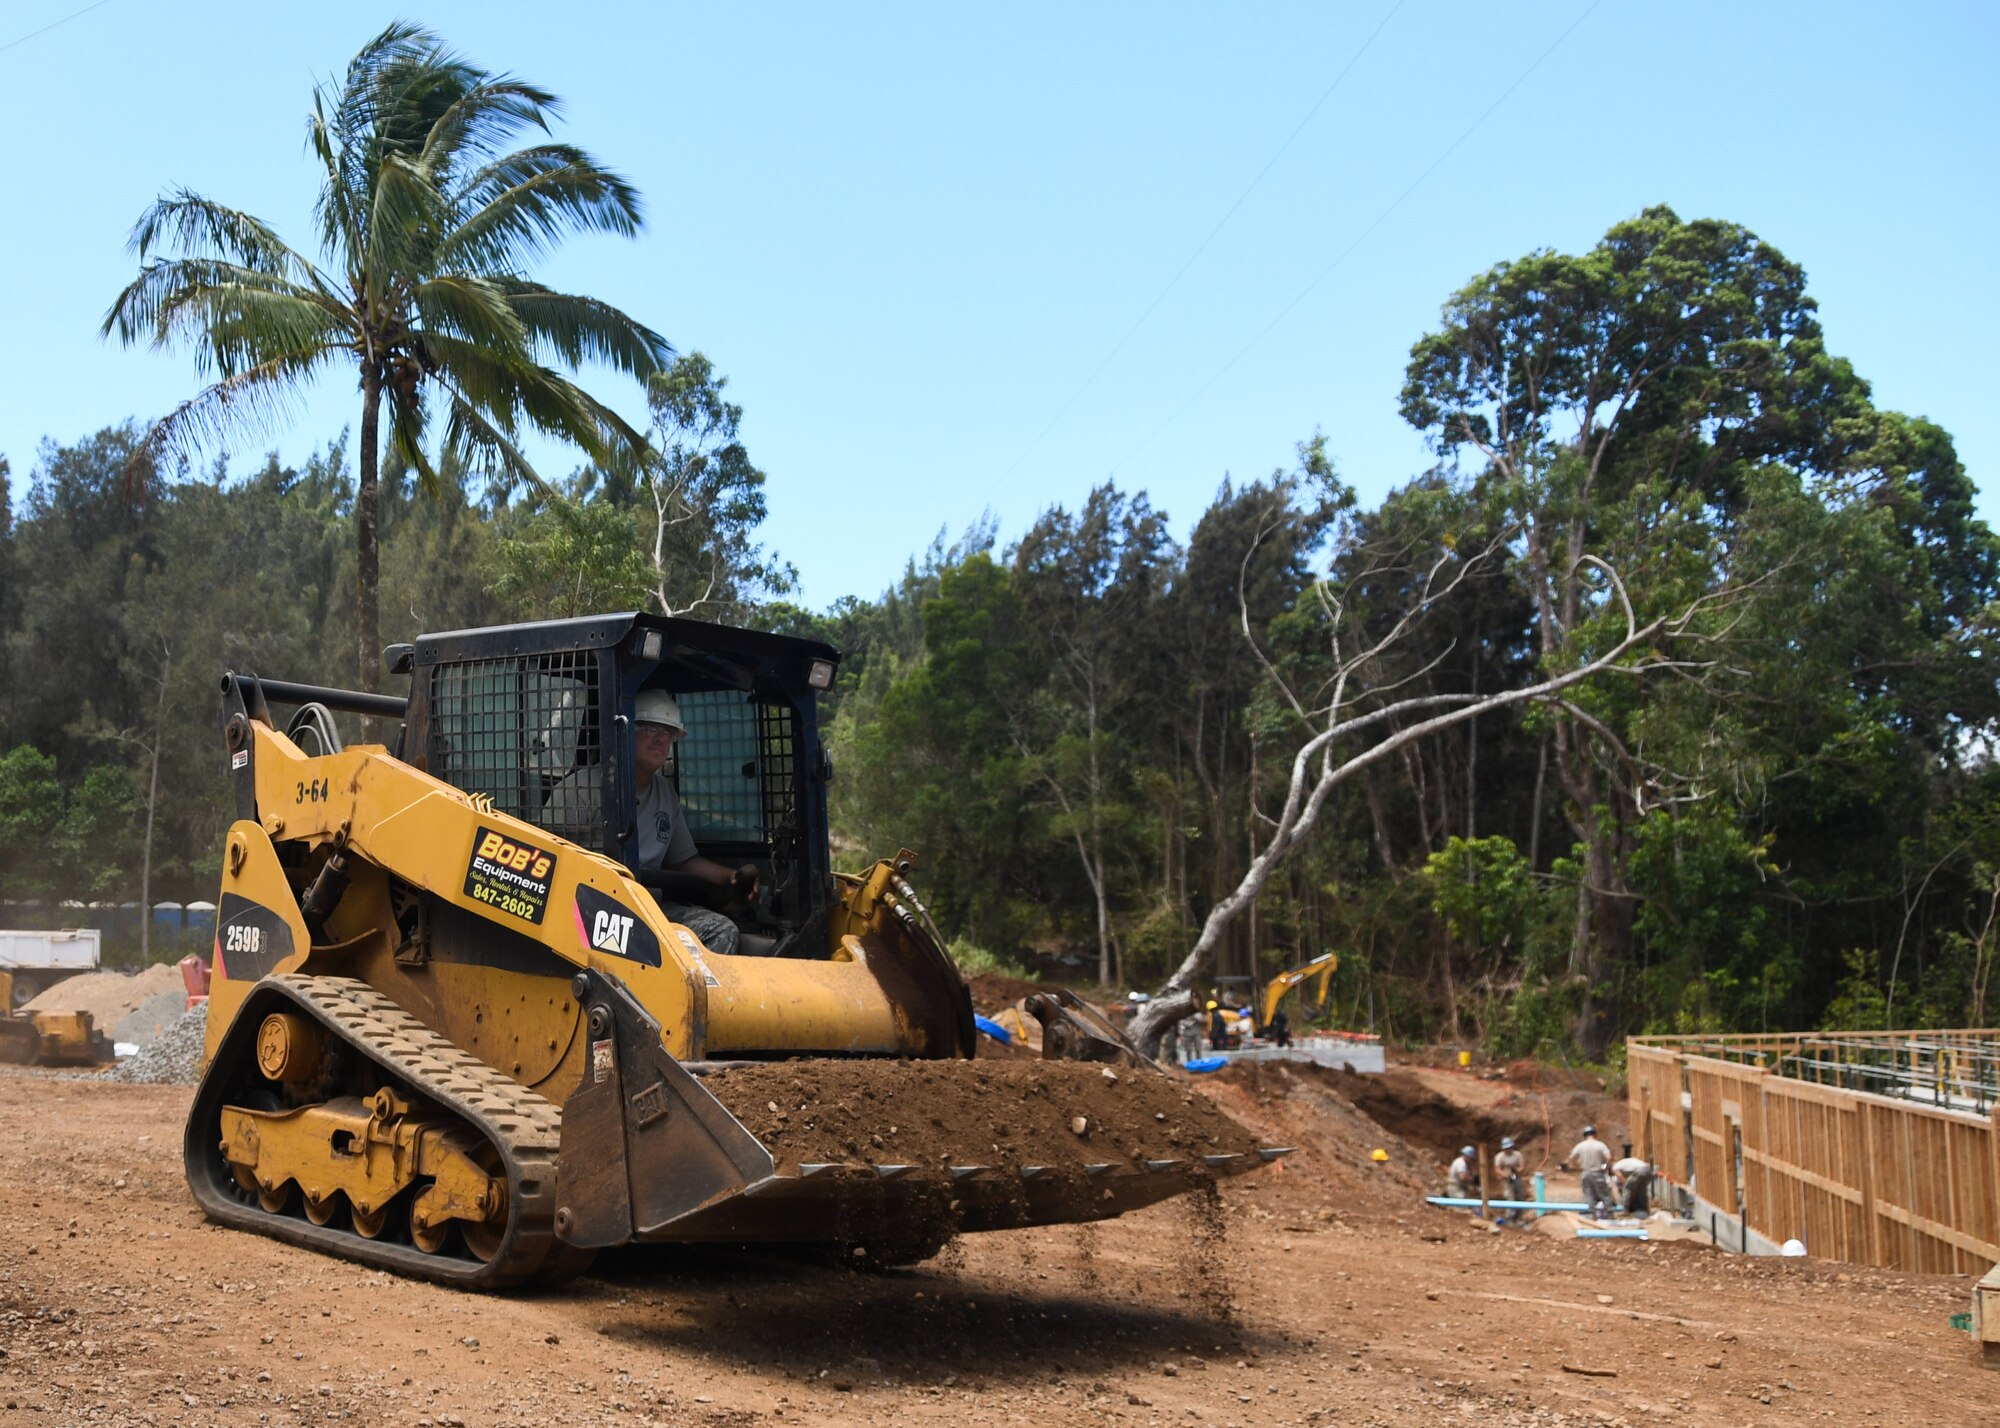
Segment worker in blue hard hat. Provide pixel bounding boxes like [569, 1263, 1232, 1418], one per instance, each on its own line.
[1446, 1145, 1479, 1201]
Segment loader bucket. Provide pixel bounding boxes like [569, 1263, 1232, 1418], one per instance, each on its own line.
[555, 968, 1289, 1263]
[0, 1009, 114, 1067]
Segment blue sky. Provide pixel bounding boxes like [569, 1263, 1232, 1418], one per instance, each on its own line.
[3, 2, 1995, 609]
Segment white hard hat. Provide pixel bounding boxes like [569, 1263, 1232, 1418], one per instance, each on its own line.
[1781, 1238, 1807, 1257]
[635, 689, 685, 732]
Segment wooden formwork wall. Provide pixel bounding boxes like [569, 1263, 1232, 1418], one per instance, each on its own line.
[1628, 1041, 2000, 1274]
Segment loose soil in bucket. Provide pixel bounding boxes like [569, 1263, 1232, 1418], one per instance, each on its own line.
[702, 1058, 1264, 1172]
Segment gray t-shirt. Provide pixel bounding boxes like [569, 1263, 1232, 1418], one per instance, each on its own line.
[636, 770, 698, 869]
[1570, 1138, 1612, 1174]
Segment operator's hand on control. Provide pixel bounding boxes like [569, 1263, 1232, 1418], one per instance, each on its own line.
[732, 864, 761, 904]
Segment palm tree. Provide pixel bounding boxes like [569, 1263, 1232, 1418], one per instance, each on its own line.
[103, 22, 671, 696]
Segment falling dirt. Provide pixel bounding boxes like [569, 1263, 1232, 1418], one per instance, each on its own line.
[1176, 1178, 1233, 1325]
[704, 1058, 1261, 1173]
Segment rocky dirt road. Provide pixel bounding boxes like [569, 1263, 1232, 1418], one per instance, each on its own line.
[0, 1068, 1987, 1427]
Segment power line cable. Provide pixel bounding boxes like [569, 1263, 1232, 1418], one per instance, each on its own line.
[988, 1, 1406, 492]
[0, 0, 116, 56]
[1108, 0, 1605, 477]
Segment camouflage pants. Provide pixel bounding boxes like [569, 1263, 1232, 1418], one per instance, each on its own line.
[660, 902, 743, 956]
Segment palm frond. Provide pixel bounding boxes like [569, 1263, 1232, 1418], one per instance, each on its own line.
[106, 265, 352, 382]
[432, 376, 550, 497]
[418, 79, 558, 177]
[136, 345, 341, 469]
[385, 383, 442, 499]
[437, 146, 643, 271]
[413, 274, 529, 353]
[419, 332, 648, 471]
[102, 258, 347, 349]
[500, 282, 672, 376]
[361, 150, 448, 307]
[308, 92, 365, 272]
[330, 21, 451, 152]
[128, 191, 311, 275]
[418, 331, 591, 438]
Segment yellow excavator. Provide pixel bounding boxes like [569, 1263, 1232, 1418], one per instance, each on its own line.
[1260, 952, 1339, 1027]
[187, 613, 1284, 1288]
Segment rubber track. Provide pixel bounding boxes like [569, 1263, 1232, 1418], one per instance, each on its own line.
[189, 974, 568, 1290]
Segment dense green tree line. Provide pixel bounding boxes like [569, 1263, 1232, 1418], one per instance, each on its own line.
[802, 207, 2000, 1050]
[3, 205, 1994, 1051]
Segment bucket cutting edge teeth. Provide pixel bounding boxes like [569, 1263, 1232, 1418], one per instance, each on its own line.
[1257, 1146, 1296, 1161]
[948, 1165, 989, 1181]
[1144, 1158, 1184, 1172]
[1202, 1153, 1243, 1167]
[1085, 1163, 1115, 1176]
[871, 1164, 915, 1179]
[1019, 1165, 1051, 1180]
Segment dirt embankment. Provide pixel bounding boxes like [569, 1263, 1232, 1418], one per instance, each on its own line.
[1324, 1065, 1547, 1163]
[963, 972, 1050, 1011]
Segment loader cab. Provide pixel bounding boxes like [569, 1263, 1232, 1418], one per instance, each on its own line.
[402, 613, 840, 950]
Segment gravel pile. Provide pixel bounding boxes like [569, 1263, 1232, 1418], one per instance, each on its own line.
[24, 961, 182, 1021]
[104, 1007, 207, 1084]
[113, 990, 189, 1044]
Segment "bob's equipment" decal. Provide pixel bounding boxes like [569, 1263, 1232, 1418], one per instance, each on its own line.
[464, 826, 557, 924]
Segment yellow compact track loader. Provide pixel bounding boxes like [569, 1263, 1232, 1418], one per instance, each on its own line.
[187, 613, 1284, 1288]
[0, 971, 114, 1067]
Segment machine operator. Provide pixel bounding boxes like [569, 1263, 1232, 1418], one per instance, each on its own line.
[633, 689, 761, 955]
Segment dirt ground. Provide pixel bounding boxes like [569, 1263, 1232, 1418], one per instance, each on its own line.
[2, 1060, 1990, 1428]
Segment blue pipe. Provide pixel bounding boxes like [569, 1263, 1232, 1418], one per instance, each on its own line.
[1575, 1228, 1648, 1239]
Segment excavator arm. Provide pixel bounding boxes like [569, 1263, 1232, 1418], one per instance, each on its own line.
[1260, 952, 1339, 1027]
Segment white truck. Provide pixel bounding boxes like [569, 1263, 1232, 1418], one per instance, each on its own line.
[0, 928, 102, 1009]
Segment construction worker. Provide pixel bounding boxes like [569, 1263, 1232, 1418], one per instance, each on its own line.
[1613, 1154, 1654, 1215]
[1206, 999, 1229, 1050]
[632, 690, 759, 955]
[1566, 1124, 1614, 1220]
[1447, 1144, 1479, 1200]
[1493, 1136, 1526, 1222]
[1267, 1005, 1292, 1048]
[1175, 1013, 1204, 1066]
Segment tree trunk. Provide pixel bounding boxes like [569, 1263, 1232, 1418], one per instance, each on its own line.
[139, 642, 170, 965]
[357, 367, 383, 726]
[1526, 733, 1549, 871]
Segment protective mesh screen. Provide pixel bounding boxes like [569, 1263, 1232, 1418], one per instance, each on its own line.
[426, 651, 603, 846]
[673, 691, 793, 846]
